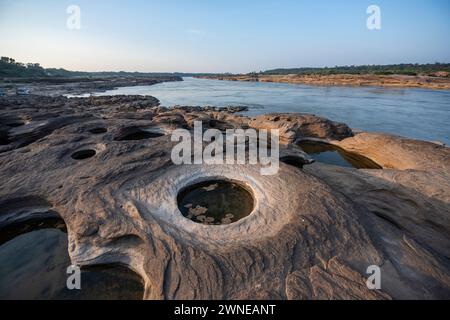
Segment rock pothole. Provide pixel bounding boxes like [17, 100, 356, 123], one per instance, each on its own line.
[280, 155, 307, 169]
[297, 140, 382, 169]
[114, 127, 164, 141]
[0, 217, 144, 299]
[89, 127, 107, 134]
[7, 121, 25, 128]
[177, 179, 255, 225]
[0, 131, 10, 145]
[71, 149, 96, 160]
[0, 196, 144, 300]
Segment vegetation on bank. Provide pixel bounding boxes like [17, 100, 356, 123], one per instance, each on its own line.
[0, 56, 213, 78]
[2, 56, 449, 79]
[260, 63, 450, 77]
[0, 57, 48, 77]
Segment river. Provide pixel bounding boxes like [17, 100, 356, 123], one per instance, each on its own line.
[84, 77, 450, 144]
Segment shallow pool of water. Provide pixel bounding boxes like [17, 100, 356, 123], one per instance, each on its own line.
[0, 219, 144, 300]
[177, 180, 255, 225]
[297, 141, 382, 169]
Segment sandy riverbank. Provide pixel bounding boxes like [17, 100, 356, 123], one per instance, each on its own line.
[197, 73, 450, 90]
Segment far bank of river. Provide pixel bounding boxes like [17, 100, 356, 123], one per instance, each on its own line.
[197, 73, 450, 90]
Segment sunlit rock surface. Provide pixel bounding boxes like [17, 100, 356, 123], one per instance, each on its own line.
[0, 95, 449, 299]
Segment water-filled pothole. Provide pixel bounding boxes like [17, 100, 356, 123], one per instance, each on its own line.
[89, 127, 107, 134]
[177, 180, 255, 225]
[7, 121, 25, 128]
[280, 155, 307, 169]
[0, 131, 10, 145]
[297, 141, 382, 169]
[58, 264, 144, 300]
[114, 128, 164, 141]
[71, 149, 96, 160]
[0, 218, 144, 299]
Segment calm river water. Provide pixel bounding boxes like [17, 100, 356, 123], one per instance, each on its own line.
[89, 77, 450, 144]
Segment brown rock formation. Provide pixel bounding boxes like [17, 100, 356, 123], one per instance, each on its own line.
[0, 75, 182, 97]
[0, 95, 449, 299]
[249, 113, 352, 144]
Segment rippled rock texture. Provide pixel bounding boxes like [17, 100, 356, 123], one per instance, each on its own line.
[0, 95, 449, 299]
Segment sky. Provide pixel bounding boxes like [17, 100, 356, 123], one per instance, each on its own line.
[1, 0, 449, 73]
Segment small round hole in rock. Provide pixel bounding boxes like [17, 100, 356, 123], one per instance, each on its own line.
[89, 127, 107, 134]
[177, 180, 255, 225]
[71, 149, 96, 160]
[7, 121, 25, 128]
[114, 129, 164, 141]
[280, 156, 306, 169]
[0, 132, 10, 145]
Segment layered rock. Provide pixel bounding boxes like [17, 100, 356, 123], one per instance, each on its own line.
[0, 75, 182, 97]
[249, 113, 353, 144]
[0, 95, 449, 299]
[332, 132, 450, 172]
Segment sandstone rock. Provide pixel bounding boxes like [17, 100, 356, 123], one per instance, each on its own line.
[331, 132, 450, 172]
[249, 113, 353, 143]
[0, 95, 449, 300]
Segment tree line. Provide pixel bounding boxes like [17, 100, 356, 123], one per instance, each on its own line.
[2, 56, 449, 78]
[260, 63, 450, 77]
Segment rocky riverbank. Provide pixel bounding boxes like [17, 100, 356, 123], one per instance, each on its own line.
[0, 94, 449, 299]
[0, 75, 182, 97]
[197, 73, 450, 90]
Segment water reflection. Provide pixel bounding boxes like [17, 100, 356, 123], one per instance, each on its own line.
[0, 218, 144, 300]
[83, 77, 450, 145]
[177, 180, 255, 225]
[297, 141, 382, 169]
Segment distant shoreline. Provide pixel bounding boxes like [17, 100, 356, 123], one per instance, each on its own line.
[196, 74, 450, 90]
[0, 75, 182, 97]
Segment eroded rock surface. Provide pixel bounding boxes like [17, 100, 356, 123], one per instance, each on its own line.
[0, 95, 449, 299]
[249, 113, 353, 144]
[0, 75, 182, 97]
[332, 132, 450, 172]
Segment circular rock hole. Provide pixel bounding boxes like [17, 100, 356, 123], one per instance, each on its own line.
[7, 121, 25, 128]
[71, 149, 96, 160]
[177, 180, 255, 225]
[89, 127, 107, 134]
[280, 155, 306, 169]
[0, 131, 10, 145]
[114, 128, 164, 141]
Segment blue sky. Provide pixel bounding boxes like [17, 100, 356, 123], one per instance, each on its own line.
[1, 0, 449, 72]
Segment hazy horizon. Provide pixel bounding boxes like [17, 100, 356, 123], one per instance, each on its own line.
[1, 0, 450, 73]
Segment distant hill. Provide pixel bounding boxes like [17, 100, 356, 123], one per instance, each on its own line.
[261, 63, 450, 77]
